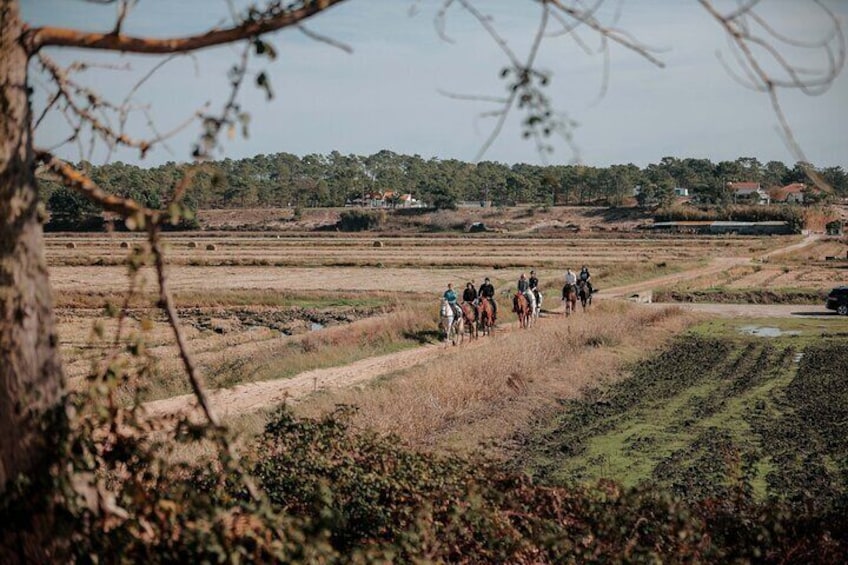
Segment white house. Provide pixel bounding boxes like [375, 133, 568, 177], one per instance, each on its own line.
[728, 182, 770, 205]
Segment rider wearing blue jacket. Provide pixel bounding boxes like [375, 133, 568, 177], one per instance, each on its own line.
[444, 283, 461, 318]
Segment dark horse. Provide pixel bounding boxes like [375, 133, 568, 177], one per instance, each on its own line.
[477, 297, 495, 336]
[562, 283, 578, 317]
[577, 280, 592, 310]
[513, 292, 531, 329]
[460, 302, 478, 339]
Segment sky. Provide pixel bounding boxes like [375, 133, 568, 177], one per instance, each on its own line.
[22, 0, 848, 169]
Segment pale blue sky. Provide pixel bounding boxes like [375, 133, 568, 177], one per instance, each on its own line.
[22, 0, 848, 168]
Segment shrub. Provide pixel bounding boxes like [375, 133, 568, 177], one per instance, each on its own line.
[337, 210, 386, 231]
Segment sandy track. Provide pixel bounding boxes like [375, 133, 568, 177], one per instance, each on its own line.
[144, 325, 499, 419]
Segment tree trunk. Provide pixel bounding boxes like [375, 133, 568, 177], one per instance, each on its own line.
[0, 0, 65, 493]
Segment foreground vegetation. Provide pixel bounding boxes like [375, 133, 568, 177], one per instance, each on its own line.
[5, 309, 848, 562]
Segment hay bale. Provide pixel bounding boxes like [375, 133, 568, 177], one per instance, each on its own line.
[206, 243, 217, 251]
[373, 240, 384, 248]
[187, 241, 198, 249]
[119, 241, 130, 249]
[66, 242, 76, 249]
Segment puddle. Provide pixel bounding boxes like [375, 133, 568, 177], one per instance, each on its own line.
[738, 325, 801, 337]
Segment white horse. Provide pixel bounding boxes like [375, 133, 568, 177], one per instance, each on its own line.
[533, 290, 543, 320]
[523, 290, 537, 327]
[439, 299, 464, 345]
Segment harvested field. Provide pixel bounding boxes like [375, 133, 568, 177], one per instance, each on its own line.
[49, 227, 838, 431]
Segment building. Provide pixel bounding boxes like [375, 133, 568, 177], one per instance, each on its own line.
[728, 182, 770, 205]
[769, 183, 814, 204]
[651, 220, 792, 235]
[355, 191, 424, 208]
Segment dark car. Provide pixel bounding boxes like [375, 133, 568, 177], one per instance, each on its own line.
[825, 286, 848, 315]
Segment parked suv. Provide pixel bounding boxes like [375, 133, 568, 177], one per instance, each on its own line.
[825, 286, 848, 315]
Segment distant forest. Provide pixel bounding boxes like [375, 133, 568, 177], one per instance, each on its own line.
[40, 151, 848, 228]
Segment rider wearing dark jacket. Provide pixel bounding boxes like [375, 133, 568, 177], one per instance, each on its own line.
[479, 277, 497, 321]
[463, 282, 478, 303]
[462, 282, 478, 321]
[529, 270, 541, 307]
[579, 265, 593, 294]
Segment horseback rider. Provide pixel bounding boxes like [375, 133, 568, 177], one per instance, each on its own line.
[443, 283, 461, 319]
[564, 268, 577, 291]
[517, 272, 534, 309]
[578, 265, 593, 294]
[462, 281, 478, 321]
[479, 277, 497, 322]
[529, 269, 541, 308]
[463, 281, 478, 303]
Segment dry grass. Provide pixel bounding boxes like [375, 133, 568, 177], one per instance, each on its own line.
[107, 303, 437, 404]
[767, 237, 847, 264]
[294, 302, 699, 458]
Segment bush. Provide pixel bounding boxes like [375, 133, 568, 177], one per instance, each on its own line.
[4, 400, 848, 562]
[337, 210, 386, 231]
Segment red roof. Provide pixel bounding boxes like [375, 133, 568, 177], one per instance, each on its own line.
[728, 181, 761, 192]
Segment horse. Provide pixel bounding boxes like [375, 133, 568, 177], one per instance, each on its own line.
[577, 280, 592, 310]
[532, 289, 543, 320]
[460, 302, 478, 339]
[524, 291, 536, 327]
[477, 297, 495, 336]
[562, 283, 578, 317]
[513, 292, 531, 329]
[439, 299, 465, 345]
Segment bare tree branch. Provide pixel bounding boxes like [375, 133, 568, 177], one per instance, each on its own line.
[25, 0, 348, 54]
[698, 0, 845, 187]
[37, 52, 153, 156]
[297, 24, 353, 53]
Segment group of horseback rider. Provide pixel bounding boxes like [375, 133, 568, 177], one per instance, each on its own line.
[517, 270, 542, 316]
[565, 265, 593, 297]
[442, 265, 593, 324]
[443, 277, 498, 325]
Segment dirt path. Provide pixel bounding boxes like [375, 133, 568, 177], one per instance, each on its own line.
[143, 234, 828, 420]
[145, 324, 503, 419]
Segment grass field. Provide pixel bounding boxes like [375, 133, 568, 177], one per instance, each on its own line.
[519, 316, 848, 510]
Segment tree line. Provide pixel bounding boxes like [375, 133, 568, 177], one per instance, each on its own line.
[40, 151, 848, 229]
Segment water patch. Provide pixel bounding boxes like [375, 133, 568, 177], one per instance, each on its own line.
[310, 322, 325, 332]
[738, 325, 801, 338]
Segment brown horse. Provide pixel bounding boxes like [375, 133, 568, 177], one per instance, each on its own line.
[562, 283, 578, 316]
[577, 280, 592, 310]
[477, 297, 495, 336]
[513, 292, 531, 328]
[460, 302, 478, 339]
